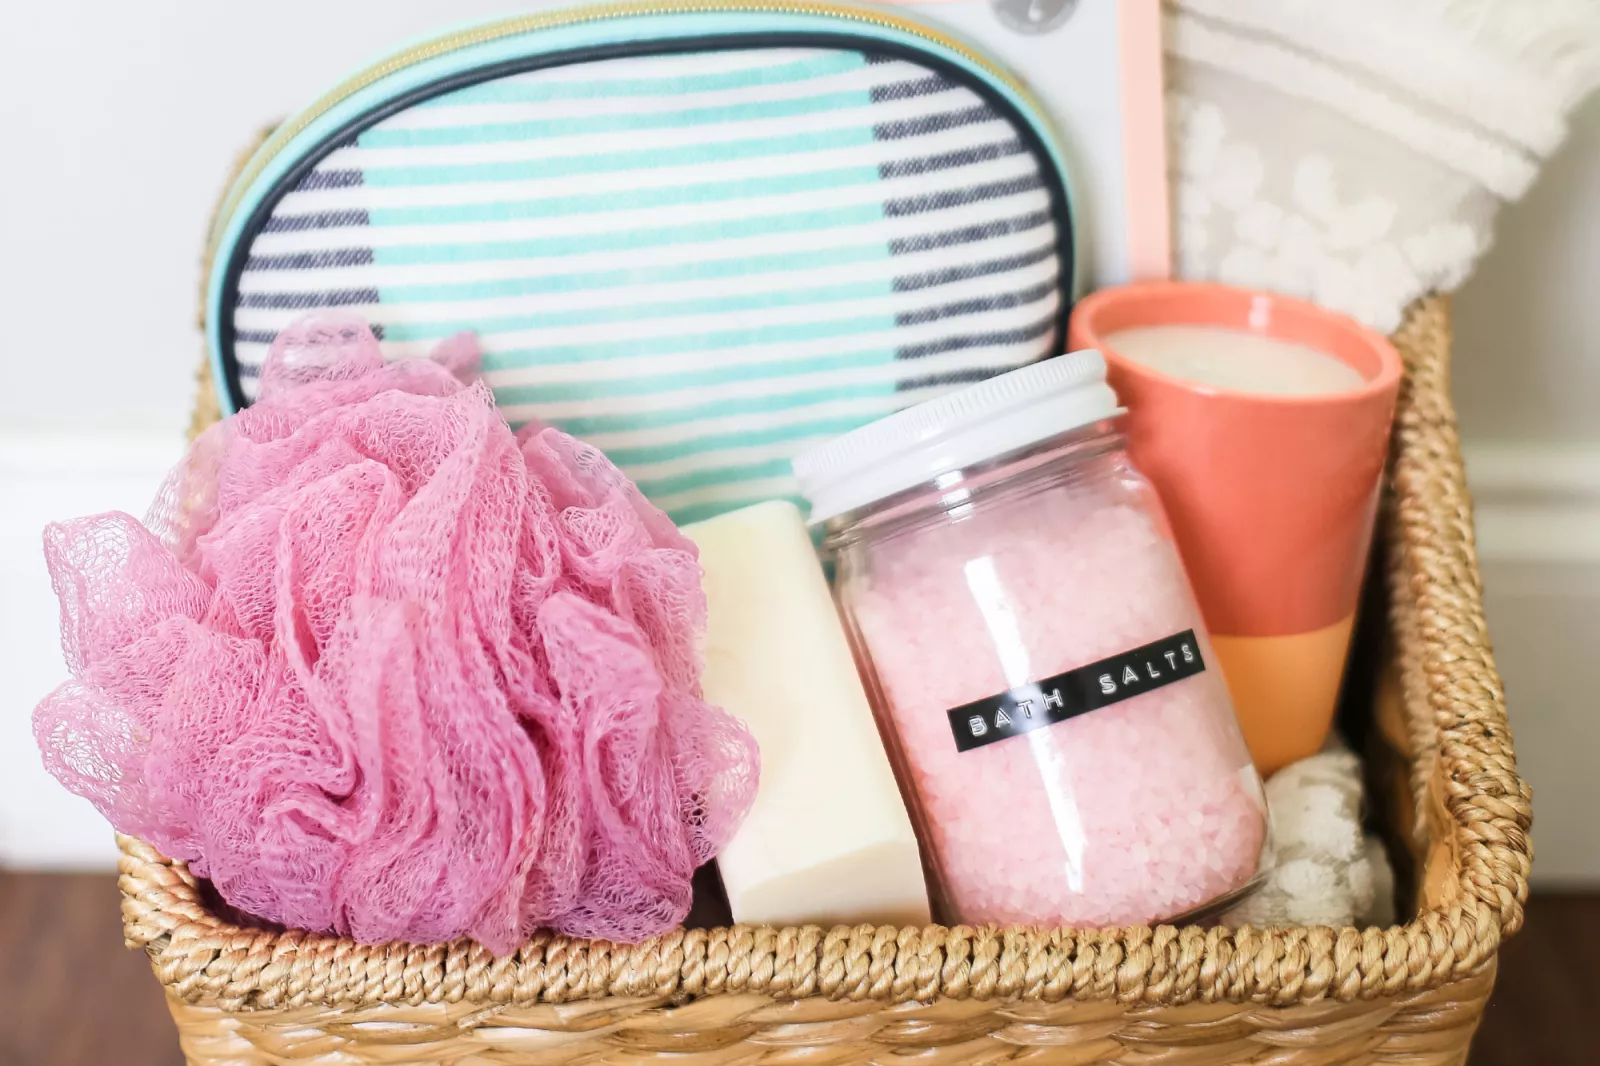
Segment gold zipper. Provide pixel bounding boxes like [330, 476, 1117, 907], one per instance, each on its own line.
[207, 0, 1034, 258]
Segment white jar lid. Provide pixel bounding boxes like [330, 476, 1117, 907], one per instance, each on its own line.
[793, 351, 1121, 524]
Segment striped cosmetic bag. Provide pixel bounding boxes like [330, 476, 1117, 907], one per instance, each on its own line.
[206, 1, 1076, 525]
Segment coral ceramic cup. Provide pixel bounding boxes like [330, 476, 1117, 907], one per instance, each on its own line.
[1069, 282, 1401, 775]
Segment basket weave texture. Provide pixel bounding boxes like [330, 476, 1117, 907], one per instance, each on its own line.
[119, 296, 1531, 1065]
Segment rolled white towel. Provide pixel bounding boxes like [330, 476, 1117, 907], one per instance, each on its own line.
[1164, 0, 1600, 331]
[1225, 739, 1396, 928]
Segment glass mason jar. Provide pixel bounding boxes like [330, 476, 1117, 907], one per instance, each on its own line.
[793, 353, 1269, 927]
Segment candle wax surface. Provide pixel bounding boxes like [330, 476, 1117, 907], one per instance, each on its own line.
[1106, 325, 1366, 396]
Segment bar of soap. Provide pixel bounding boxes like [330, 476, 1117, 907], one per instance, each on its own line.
[685, 500, 931, 928]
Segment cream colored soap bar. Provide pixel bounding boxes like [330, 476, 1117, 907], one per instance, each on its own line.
[685, 500, 931, 928]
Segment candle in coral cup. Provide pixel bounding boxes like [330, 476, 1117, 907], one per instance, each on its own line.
[1104, 327, 1368, 772]
[1104, 326, 1366, 396]
[1069, 283, 1403, 777]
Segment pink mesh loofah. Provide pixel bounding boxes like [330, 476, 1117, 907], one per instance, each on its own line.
[33, 314, 758, 953]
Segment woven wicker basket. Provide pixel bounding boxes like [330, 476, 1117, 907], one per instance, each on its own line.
[118, 295, 1531, 1065]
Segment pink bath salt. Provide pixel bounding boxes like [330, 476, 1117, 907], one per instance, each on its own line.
[850, 468, 1266, 927]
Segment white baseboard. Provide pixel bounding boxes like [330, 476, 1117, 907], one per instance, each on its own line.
[1467, 442, 1600, 567]
[2, 435, 1593, 887]
[1463, 442, 1600, 886]
[0, 433, 185, 870]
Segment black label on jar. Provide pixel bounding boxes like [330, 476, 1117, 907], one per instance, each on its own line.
[947, 630, 1206, 752]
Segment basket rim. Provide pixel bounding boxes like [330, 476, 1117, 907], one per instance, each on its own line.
[115, 295, 1531, 1013]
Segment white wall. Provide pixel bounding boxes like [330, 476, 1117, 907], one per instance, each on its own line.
[0, 4, 1595, 880]
[0, 0, 533, 439]
[0, 437, 180, 867]
[1453, 96, 1600, 886]
[1455, 98, 1600, 444]
[0, 1, 529, 867]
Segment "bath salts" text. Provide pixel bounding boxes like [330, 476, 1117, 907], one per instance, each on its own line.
[946, 631, 1207, 753]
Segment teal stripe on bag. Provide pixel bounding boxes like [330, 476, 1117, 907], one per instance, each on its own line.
[599, 417, 869, 469]
[378, 242, 889, 303]
[632, 456, 795, 500]
[360, 126, 875, 186]
[428, 52, 865, 105]
[370, 201, 884, 265]
[668, 496, 810, 528]
[361, 90, 873, 147]
[380, 278, 893, 342]
[369, 165, 880, 227]
[482, 346, 899, 404]
[500, 382, 898, 436]
[480, 315, 895, 374]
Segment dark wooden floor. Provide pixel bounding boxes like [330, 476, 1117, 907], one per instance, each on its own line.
[1, 873, 1594, 1065]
